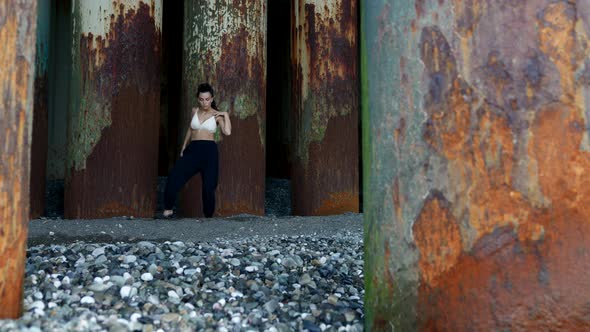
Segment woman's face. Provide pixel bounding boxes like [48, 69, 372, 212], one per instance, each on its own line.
[198, 92, 213, 110]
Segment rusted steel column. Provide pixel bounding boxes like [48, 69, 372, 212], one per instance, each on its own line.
[291, 0, 359, 216]
[30, 0, 51, 219]
[65, 1, 162, 218]
[364, 1, 590, 330]
[0, 0, 37, 318]
[181, 0, 266, 217]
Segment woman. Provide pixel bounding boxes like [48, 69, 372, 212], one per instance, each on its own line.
[163, 83, 231, 218]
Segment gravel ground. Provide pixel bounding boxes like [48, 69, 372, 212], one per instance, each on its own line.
[1, 213, 364, 331]
[1, 235, 363, 331]
[7, 177, 365, 331]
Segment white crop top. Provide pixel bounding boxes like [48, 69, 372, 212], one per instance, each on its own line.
[190, 110, 217, 133]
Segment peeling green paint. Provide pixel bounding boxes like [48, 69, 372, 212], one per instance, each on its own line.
[67, 1, 112, 171]
[229, 93, 259, 120]
[296, 94, 339, 159]
[181, 0, 267, 217]
[292, 1, 358, 166]
[363, 0, 431, 329]
[68, 91, 112, 171]
[183, 0, 266, 147]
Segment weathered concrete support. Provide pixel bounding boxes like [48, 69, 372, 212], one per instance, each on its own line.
[0, 0, 37, 318]
[364, 1, 590, 330]
[181, 0, 266, 217]
[30, 0, 51, 218]
[65, 1, 162, 219]
[291, 0, 359, 216]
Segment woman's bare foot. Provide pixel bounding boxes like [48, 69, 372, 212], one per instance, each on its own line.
[163, 209, 174, 217]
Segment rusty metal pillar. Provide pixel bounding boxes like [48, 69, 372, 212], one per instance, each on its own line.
[181, 0, 267, 217]
[364, 1, 590, 330]
[291, 0, 359, 216]
[0, 0, 37, 318]
[30, 0, 51, 219]
[65, 1, 162, 219]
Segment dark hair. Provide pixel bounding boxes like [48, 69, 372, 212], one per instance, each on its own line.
[197, 83, 218, 110]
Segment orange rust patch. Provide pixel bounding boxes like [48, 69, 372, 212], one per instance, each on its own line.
[217, 199, 261, 217]
[413, 193, 462, 288]
[0, 1, 35, 318]
[314, 191, 359, 216]
[421, 27, 536, 246]
[529, 102, 590, 207]
[538, 2, 576, 100]
[414, 5, 590, 327]
[392, 177, 403, 222]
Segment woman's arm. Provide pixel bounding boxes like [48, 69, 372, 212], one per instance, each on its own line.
[181, 108, 197, 156]
[216, 111, 232, 135]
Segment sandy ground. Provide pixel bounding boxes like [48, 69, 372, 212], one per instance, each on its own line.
[27, 213, 364, 246]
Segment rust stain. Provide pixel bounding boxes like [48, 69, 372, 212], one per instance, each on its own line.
[66, 2, 161, 218]
[291, 0, 359, 216]
[181, 0, 266, 217]
[421, 26, 533, 246]
[411, 2, 590, 329]
[0, 0, 37, 318]
[538, 2, 576, 101]
[392, 177, 403, 222]
[314, 191, 359, 216]
[529, 103, 589, 209]
[292, 111, 359, 216]
[413, 192, 462, 288]
[182, 117, 264, 217]
[217, 199, 261, 216]
[453, 0, 483, 36]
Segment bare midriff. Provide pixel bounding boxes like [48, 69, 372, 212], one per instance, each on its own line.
[190, 127, 216, 141]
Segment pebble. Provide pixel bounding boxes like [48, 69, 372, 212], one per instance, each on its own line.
[141, 273, 154, 281]
[120, 286, 135, 298]
[124, 255, 137, 264]
[92, 247, 105, 257]
[80, 296, 95, 304]
[3, 233, 364, 331]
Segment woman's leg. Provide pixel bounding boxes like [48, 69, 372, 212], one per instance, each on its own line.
[164, 145, 199, 212]
[201, 143, 219, 218]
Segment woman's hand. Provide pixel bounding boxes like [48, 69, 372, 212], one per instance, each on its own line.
[214, 111, 229, 118]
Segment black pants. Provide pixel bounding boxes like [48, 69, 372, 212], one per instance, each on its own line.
[164, 140, 218, 217]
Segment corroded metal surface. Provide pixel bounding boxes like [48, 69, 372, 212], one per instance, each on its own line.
[0, 0, 37, 318]
[181, 0, 266, 217]
[364, 1, 590, 330]
[291, 0, 359, 216]
[65, 0, 162, 218]
[30, 0, 51, 218]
